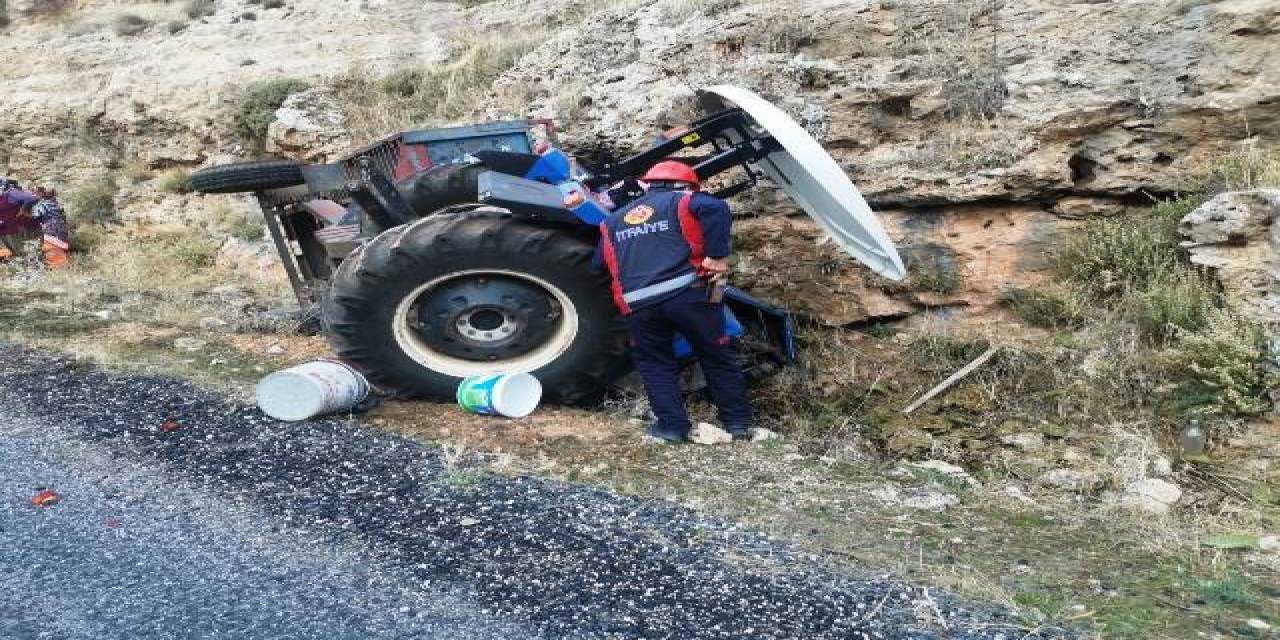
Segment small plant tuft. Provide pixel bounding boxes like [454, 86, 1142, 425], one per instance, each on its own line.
[112, 13, 151, 37]
[185, 0, 216, 19]
[156, 168, 194, 194]
[1000, 286, 1089, 329]
[66, 176, 119, 224]
[232, 78, 309, 152]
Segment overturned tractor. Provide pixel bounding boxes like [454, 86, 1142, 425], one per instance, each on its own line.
[192, 87, 905, 403]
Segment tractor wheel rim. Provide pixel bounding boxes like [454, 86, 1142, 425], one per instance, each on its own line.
[392, 269, 579, 378]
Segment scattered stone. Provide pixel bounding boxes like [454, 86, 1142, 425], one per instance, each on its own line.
[688, 422, 732, 445]
[781, 452, 805, 462]
[1246, 619, 1271, 632]
[1000, 432, 1044, 451]
[748, 427, 780, 442]
[1038, 468, 1103, 492]
[209, 285, 249, 298]
[199, 317, 229, 331]
[1148, 455, 1173, 478]
[173, 337, 206, 352]
[458, 517, 480, 527]
[265, 344, 287, 356]
[1258, 535, 1279, 553]
[89, 310, 113, 321]
[1003, 485, 1037, 504]
[904, 488, 959, 511]
[1114, 478, 1183, 514]
[907, 459, 975, 485]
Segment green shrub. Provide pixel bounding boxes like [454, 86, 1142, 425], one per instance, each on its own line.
[1056, 196, 1205, 295]
[168, 234, 221, 269]
[1164, 308, 1273, 418]
[69, 222, 109, 255]
[1001, 286, 1089, 328]
[165, 20, 187, 34]
[1128, 267, 1217, 339]
[112, 13, 150, 37]
[185, 0, 215, 19]
[262, 0, 285, 8]
[232, 78, 309, 151]
[156, 168, 193, 194]
[66, 176, 119, 224]
[224, 211, 264, 241]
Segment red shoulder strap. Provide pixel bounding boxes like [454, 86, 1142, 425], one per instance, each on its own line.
[598, 221, 631, 315]
[675, 192, 705, 272]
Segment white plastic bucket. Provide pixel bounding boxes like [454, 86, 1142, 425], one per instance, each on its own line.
[256, 360, 371, 422]
[456, 373, 542, 418]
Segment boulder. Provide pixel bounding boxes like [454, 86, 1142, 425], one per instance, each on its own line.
[689, 422, 733, 445]
[266, 88, 351, 164]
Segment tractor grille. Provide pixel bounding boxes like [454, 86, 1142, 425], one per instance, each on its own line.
[340, 135, 404, 181]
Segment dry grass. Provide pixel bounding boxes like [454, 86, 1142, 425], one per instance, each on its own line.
[65, 175, 118, 224]
[894, 0, 1006, 120]
[1206, 138, 1280, 192]
[155, 168, 193, 194]
[333, 29, 547, 140]
[902, 120, 1029, 172]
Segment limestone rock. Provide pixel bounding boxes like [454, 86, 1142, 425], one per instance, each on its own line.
[266, 88, 351, 163]
[1259, 535, 1279, 553]
[689, 422, 732, 445]
[748, 427, 780, 442]
[199, 316, 230, 332]
[872, 485, 959, 511]
[173, 337, 206, 351]
[907, 459, 975, 486]
[1113, 478, 1183, 514]
[1000, 432, 1045, 452]
[1180, 190, 1280, 322]
[1038, 468, 1104, 492]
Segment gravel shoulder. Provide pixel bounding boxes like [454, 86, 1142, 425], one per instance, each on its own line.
[0, 343, 1047, 639]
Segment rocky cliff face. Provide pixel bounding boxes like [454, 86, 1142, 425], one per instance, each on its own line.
[2, 0, 1277, 324]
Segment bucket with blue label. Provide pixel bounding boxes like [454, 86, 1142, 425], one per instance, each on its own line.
[456, 372, 543, 418]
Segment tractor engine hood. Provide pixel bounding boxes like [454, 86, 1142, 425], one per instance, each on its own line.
[703, 86, 907, 282]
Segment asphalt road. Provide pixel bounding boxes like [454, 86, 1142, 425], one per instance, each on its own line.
[0, 344, 1052, 639]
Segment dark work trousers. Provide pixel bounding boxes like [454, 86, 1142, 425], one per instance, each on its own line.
[625, 287, 752, 435]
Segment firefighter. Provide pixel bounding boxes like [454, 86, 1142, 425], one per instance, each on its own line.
[0, 179, 38, 261]
[31, 187, 71, 268]
[598, 160, 752, 443]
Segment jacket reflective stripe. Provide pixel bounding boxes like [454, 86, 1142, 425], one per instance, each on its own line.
[622, 273, 696, 304]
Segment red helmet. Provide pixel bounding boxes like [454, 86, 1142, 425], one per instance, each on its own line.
[642, 160, 700, 188]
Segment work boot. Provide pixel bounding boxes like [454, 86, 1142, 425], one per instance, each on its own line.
[725, 425, 752, 442]
[646, 422, 688, 443]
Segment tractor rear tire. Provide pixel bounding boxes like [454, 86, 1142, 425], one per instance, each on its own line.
[323, 210, 630, 404]
[190, 160, 305, 194]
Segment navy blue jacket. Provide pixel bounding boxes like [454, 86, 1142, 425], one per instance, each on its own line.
[597, 188, 732, 314]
